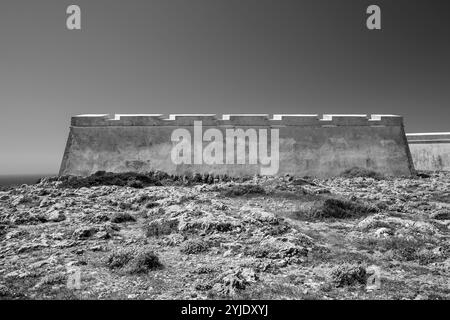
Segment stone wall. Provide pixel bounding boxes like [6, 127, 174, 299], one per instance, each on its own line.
[59, 114, 415, 177]
[406, 133, 450, 171]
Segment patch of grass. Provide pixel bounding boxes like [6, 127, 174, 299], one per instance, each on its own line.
[39, 272, 67, 286]
[195, 283, 213, 291]
[145, 201, 159, 209]
[195, 266, 217, 274]
[340, 167, 384, 180]
[430, 192, 450, 204]
[233, 281, 323, 300]
[220, 184, 266, 197]
[126, 250, 163, 274]
[144, 219, 179, 237]
[106, 248, 134, 269]
[291, 178, 316, 186]
[180, 239, 210, 254]
[110, 212, 136, 223]
[59, 171, 166, 189]
[293, 197, 377, 220]
[416, 172, 431, 179]
[126, 179, 144, 189]
[246, 244, 308, 259]
[106, 247, 163, 274]
[416, 250, 441, 265]
[430, 210, 450, 220]
[329, 263, 367, 287]
[306, 248, 375, 266]
[58, 171, 253, 189]
[0, 224, 8, 238]
[355, 237, 424, 261]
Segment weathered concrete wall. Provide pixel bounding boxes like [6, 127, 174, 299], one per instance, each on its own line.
[406, 133, 450, 171]
[59, 114, 415, 177]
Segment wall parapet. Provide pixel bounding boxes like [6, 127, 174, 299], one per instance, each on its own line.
[406, 132, 450, 143]
[71, 114, 404, 127]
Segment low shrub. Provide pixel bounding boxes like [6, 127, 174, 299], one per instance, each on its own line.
[329, 263, 367, 287]
[355, 237, 424, 261]
[144, 219, 179, 237]
[295, 197, 377, 219]
[111, 212, 136, 223]
[58, 171, 251, 189]
[340, 167, 384, 180]
[106, 247, 162, 274]
[220, 184, 266, 197]
[180, 239, 210, 254]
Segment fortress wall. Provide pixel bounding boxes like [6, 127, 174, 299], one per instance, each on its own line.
[406, 133, 450, 171]
[59, 114, 415, 177]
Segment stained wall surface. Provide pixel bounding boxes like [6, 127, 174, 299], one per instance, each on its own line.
[59, 114, 415, 177]
[407, 133, 450, 171]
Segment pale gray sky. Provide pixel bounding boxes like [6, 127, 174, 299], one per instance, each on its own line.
[0, 0, 449, 174]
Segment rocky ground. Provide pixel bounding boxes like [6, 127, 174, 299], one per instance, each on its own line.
[0, 170, 449, 300]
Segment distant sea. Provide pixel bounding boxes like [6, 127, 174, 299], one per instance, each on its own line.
[0, 174, 57, 189]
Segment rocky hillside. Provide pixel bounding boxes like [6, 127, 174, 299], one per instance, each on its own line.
[0, 170, 449, 299]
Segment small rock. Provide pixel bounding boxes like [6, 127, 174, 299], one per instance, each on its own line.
[49, 232, 65, 240]
[275, 259, 289, 268]
[46, 210, 66, 222]
[73, 227, 97, 239]
[223, 249, 234, 257]
[95, 231, 111, 240]
[89, 245, 103, 251]
[17, 243, 48, 253]
[374, 227, 393, 238]
[39, 197, 55, 208]
[432, 246, 444, 256]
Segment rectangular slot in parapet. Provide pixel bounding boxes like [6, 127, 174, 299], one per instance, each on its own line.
[320, 114, 369, 126]
[369, 114, 403, 126]
[71, 114, 167, 126]
[271, 114, 320, 126]
[165, 114, 218, 126]
[109, 114, 166, 126]
[221, 114, 270, 126]
[71, 114, 111, 126]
